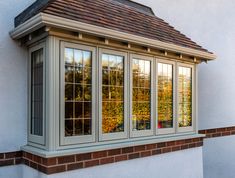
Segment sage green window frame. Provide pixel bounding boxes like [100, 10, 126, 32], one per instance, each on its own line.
[130, 54, 154, 138]
[156, 59, 176, 135]
[28, 42, 46, 145]
[60, 42, 96, 145]
[99, 48, 128, 141]
[177, 63, 195, 133]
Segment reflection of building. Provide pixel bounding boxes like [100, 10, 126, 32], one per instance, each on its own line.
[0, 0, 223, 178]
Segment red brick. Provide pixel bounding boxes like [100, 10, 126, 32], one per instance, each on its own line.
[115, 155, 127, 162]
[212, 133, 221, 137]
[67, 162, 84, 171]
[5, 151, 22, 159]
[206, 129, 216, 134]
[29, 161, 38, 170]
[162, 147, 171, 153]
[25, 152, 33, 160]
[140, 151, 151, 157]
[32, 155, 42, 164]
[15, 158, 23, 165]
[85, 159, 100, 168]
[46, 165, 66, 174]
[175, 140, 185, 145]
[0, 154, 4, 159]
[199, 130, 206, 134]
[122, 147, 134, 154]
[146, 144, 156, 150]
[108, 149, 121, 156]
[192, 138, 200, 142]
[172, 146, 181, 151]
[157, 142, 166, 148]
[76, 153, 92, 161]
[22, 158, 30, 166]
[231, 131, 235, 135]
[0, 159, 14, 166]
[134, 145, 146, 152]
[128, 153, 140, 160]
[222, 131, 231, 136]
[166, 141, 175, 146]
[57, 155, 75, 164]
[152, 149, 162, 155]
[189, 143, 196, 148]
[226, 127, 235, 131]
[100, 157, 114, 165]
[217, 128, 226, 132]
[185, 139, 193, 143]
[42, 158, 57, 166]
[196, 142, 203, 147]
[92, 151, 107, 159]
[181, 144, 189, 150]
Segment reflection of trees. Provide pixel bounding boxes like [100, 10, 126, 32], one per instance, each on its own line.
[64, 48, 92, 136]
[132, 59, 151, 131]
[158, 76, 173, 128]
[102, 54, 124, 134]
[178, 72, 192, 127]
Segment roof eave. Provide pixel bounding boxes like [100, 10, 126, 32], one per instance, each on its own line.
[10, 13, 216, 61]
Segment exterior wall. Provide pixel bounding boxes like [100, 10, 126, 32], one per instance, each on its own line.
[0, 0, 35, 152]
[135, 0, 235, 177]
[0, 148, 203, 178]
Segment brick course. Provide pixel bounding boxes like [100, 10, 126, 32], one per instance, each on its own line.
[19, 137, 203, 175]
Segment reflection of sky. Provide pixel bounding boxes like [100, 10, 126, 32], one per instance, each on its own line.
[158, 63, 172, 78]
[102, 54, 123, 70]
[65, 48, 91, 67]
[133, 58, 150, 75]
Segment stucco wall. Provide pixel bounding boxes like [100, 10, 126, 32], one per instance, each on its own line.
[0, 148, 203, 178]
[0, 0, 35, 152]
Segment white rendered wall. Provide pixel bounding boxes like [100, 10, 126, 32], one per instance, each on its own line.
[0, 148, 203, 178]
[0, 0, 35, 152]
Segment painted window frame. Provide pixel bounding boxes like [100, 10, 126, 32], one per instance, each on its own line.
[60, 42, 96, 146]
[99, 48, 128, 141]
[156, 59, 176, 135]
[130, 54, 154, 138]
[28, 42, 46, 145]
[176, 63, 195, 133]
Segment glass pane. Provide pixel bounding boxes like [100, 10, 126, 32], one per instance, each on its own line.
[64, 47, 92, 137]
[158, 63, 174, 129]
[102, 54, 124, 134]
[132, 59, 151, 131]
[74, 50, 82, 66]
[31, 48, 44, 136]
[178, 66, 192, 127]
[65, 48, 74, 65]
[65, 65, 74, 83]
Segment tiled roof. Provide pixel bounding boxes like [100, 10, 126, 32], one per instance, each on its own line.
[15, 0, 209, 53]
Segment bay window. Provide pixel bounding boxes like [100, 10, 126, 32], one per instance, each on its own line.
[28, 41, 197, 149]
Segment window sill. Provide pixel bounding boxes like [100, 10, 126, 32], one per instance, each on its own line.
[22, 133, 205, 158]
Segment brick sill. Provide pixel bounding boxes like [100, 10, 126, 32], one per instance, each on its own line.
[22, 133, 205, 158]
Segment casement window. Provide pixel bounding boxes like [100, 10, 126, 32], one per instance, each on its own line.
[157, 61, 175, 135]
[130, 54, 154, 137]
[99, 49, 128, 141]
[177, 64, 195, 132]
[28, 41, 196, 148]
[28, 43, 46, 145]
[60, 42, 96, 145]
